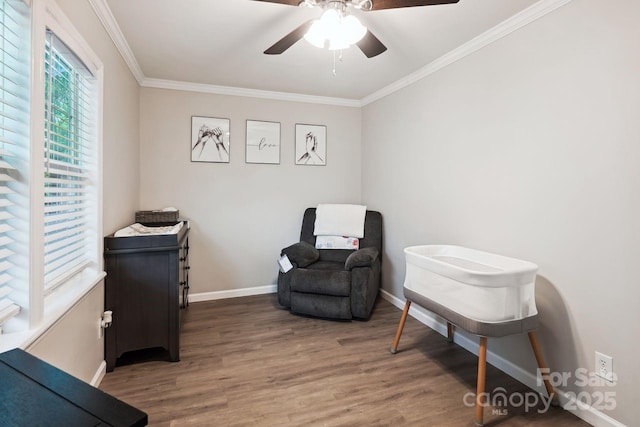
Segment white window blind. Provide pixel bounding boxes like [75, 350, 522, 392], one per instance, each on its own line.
[0, 0, 28, 331]
[43, 30, 98, 292]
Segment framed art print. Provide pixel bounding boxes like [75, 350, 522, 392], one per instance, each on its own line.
[191, 116, 230, 163]
[295, 124, 326, 166]
[245, 120, 280, 164]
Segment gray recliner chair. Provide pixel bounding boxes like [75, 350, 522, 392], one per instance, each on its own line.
[277, 207, 382, 320]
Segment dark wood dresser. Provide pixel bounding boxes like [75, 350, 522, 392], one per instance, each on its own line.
[0, 348, 147, 426]
[104, 221, 190, 372]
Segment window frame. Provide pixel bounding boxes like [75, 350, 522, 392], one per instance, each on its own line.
[0, 0, 104, 352]
[43, 30, 99, 293]
[29, 0, 104, 327]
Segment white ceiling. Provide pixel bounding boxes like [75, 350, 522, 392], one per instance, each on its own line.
[104, 0, 539, 101]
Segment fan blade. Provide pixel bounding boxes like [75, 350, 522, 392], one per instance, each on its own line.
[356, 30, 387, 58]
[264, 20, 314, 55]
[252, 0, 301, 5]
[369, 0, 459, 10]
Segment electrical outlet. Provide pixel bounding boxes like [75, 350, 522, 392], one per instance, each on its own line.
[595, 351, 613, 382]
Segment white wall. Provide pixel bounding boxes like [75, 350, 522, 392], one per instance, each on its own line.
[25, 0, 140, 383]
[27, 283, 105, 382]
[139, 88, 361, 295]
[362, 0, 639, 424]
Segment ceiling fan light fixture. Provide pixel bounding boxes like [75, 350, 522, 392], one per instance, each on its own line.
[350, 0, 372, 10]
[304, 20, 327, 48]
[340, 14, 367, 44]
[320, 8, 341, 31]
[299, 0, 318, 7]
[303, 9, 367, 51]
[328, 37, 350, 51]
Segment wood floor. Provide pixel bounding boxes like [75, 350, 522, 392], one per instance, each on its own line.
[99, 295, 588, 427]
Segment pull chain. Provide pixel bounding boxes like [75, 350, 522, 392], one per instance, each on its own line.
[332, 50, 337, 76]
[332, 50, 344, 76]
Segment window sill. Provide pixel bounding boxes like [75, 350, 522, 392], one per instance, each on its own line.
[0, 269, 105, 353]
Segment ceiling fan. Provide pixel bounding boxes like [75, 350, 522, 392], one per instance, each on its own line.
[254, 0, 460, 58]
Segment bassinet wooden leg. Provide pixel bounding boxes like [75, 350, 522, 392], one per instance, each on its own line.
[475, 337, 488, 427]
[528, 331, 557, 404]
[447, 322, 455, 343]
[390, 300, 411, 354]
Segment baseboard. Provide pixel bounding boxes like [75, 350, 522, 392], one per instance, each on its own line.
[380, 289, 625, 427]
[90, 360, 106, 387]
[189, 285, 276, 303]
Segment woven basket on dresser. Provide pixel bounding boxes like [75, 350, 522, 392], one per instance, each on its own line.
[135, 210, 179, 224]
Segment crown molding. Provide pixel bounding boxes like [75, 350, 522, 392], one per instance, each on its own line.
[360, 0, 573, 106]
[87, 0, 144, 84]
[86, 0, 359, 107]
[141, 77, 362, 107]
[88, 0, 570, 108]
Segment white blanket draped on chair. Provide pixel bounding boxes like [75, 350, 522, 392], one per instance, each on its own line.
[313, 204, 367, 238]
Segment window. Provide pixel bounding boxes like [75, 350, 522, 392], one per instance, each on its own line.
[0, 0, 103, 347]
[0, 0, 29, 334]
[43, 30, 98, 292]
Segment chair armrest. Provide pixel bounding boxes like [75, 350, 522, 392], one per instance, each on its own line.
[281, 241, 319, 268]
[345, 247, 379, 270]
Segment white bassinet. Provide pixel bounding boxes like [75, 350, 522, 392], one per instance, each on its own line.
[403, 245, 538, 323]
[391, 245, 555, 427]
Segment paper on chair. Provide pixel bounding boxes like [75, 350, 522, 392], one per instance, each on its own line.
[278, 254, 293, 273]
[315, 236, 359, 250]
